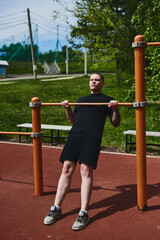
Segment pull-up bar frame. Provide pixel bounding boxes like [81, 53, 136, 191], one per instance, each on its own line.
[0, 35, 159, 201]
[132, 35, 160, 210]
[0, 132, 31, 136]
[41, 102, 133, 106]
[29, 35, 159, 203]
[147, 42, 160, 46]
[0, 128, 43, 196]
[133, 35, 147, 211]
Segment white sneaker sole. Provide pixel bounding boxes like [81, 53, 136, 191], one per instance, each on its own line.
[44, 214, 61, 225]
[72, 218, 89, 231]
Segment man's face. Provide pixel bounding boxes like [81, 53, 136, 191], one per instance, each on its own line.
[89, 74, 104, 94]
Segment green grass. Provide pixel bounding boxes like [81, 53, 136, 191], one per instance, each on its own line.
[0, 73, 160, 154]
[7, 62, 44, 74]
[7, 60, 115, 75]
[58, 61, 116, 74]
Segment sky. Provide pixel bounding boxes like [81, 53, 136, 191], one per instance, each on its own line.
[0, 0, 77, 53]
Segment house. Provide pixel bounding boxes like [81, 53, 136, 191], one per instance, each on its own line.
[0, 60, 9, 77]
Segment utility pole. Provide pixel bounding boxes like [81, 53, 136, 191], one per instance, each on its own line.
[27, 8, 37, 80]
[66, 35, 68, 74]
[84, 43, 87, 75]
[36, 24, 39, 63]
[55, 24, 59, 63]
[12, 35, 14, 44]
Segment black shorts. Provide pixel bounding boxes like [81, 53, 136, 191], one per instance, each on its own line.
[59, 133, 101, 169]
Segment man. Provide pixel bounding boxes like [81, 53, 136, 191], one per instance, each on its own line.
[44, 72, 120, 230]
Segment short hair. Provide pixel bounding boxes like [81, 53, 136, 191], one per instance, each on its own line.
[90, 72, 104, 82]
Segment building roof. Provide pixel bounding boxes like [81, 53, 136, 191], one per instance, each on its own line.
[0, 60, 9, 66]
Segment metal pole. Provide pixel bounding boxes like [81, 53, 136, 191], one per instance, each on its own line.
[55, 25, 59, 63]
[84, 47, 87, 75]
[147, 42, 160, 46]
[133, 35, 147, 211]
[27, 8, 37, 80]
[31, 97, 43, 195]
[0, 132, 31, 135]
[41, 102, 133, 106]
[84, 38, 87, 75]
[66, 35, 68, 74]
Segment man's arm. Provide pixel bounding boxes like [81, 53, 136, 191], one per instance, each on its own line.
[108, 100, 120, 127]
[61, 100, 76, 125]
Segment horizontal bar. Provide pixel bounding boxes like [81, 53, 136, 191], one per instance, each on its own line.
[147, 42, 160, 46]
[0, 131, 31, 136]
[41, 102, 133, 106]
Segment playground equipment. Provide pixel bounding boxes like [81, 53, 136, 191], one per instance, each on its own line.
[0, 35, 160, 211]
[41, 102, 133, 106]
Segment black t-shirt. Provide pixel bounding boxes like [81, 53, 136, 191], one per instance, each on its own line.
[69, 93, 114, 137]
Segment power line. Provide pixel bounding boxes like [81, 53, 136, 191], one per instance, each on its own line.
[31, 18, 67, 36]
[0, 22, 27, 31]
[31, 18, 68, 33]
[31, 10, 69, 30]
[0, 10, 26, 18]
[31, 11, 54, 25]
[35, 24, 66, 37]
[0, 15, 27, 23]
[0, 18, 27, 26]
[31, 17, 57, 31]
[33, 23, 57, 35]
[0, 9, 71, 52]
[0, 9, 70, 35]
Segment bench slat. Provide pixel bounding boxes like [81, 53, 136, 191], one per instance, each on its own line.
[17, 123, 72, 145]
[124, 130, 160, 137]
[124, 130, 160, 152]
[17, 123, 72, 131]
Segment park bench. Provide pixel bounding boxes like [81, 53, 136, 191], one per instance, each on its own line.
[17, 123, 72, 145]
[124, 130, 160, 151]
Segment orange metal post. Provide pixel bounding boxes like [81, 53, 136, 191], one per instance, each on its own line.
[134, 35, 147, 210]
[31, 97, 43, 196]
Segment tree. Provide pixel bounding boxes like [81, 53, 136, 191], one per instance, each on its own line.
[70, 0, 142, 86]
[0, 43, 38, 62]
[131, 0, 160, 100]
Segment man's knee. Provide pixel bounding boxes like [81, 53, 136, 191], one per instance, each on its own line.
[62, 161, 75, 176]
[80, 163, 93, 178]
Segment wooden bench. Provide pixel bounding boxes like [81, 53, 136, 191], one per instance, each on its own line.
[17, 123, 72, 145]
[124, 130, 160, 151]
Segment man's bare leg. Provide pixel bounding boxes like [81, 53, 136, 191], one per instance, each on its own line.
[44, 160, 76, 225]
[54, 160, 76, 207]
[80, 163, 93, 211]
[72, 163, 93, 230]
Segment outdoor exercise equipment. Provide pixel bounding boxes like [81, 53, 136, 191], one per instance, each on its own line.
[0, 126, 43, 196]
[0, 132, 31, 136]
[132, 35, 160, 210]
[0, 35, 159, 209]
[41, 102, 133, 106]
[29, 35, 160, 209]
[28, 97, 135, 196]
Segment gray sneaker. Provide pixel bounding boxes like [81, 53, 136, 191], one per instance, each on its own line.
[72, 211, 89, 231]
[44, 206, 62, 225]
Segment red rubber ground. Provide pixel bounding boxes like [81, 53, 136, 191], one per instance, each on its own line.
[0, 141, 160, 240]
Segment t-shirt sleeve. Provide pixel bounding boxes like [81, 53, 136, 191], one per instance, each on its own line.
[108, 107, 113, 116]
[73, 97, 81, 115]
[73, 105, 77, 115]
